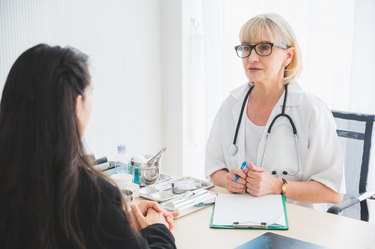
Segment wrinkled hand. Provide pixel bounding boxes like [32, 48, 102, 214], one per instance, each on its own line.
[224, 166, 248, 193]
[246, 163, 281, 196]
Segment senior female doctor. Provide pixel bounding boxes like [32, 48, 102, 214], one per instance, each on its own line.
[205, 13, 344, 210]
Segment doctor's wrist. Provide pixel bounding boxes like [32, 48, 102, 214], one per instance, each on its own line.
[275, 178, 284, 195]
[280, 179, 288, 195]
[270, 177, 283, 195]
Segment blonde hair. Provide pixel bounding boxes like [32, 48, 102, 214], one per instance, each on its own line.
[239, 13, 302, 84]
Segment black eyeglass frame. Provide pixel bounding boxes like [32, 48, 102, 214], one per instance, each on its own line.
[234, 42, 291, 58]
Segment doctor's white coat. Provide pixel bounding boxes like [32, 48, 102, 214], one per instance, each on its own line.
[205, 82, 344, 210]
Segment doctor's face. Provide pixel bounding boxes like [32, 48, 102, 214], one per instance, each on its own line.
[240, 33, 294, 86]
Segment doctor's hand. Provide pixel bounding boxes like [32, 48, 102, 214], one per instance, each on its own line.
[225, 167, 248, 193]
[245, 163, 282, 196]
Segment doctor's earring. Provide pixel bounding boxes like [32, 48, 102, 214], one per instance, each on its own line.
[283, 67, 290, 77]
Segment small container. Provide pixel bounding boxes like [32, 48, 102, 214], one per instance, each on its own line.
[115, 144, 130, 174]
[121, 189, 133, 207]
[110, 173, 133, 190]
[130, 155, 160, 186]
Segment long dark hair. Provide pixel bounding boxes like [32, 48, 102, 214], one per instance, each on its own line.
[0, 44, 101, 249]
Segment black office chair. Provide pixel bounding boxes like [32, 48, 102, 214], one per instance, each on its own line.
[327, 111, 375, 221]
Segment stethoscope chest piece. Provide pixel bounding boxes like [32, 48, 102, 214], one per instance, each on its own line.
[229, 144, 238, 156]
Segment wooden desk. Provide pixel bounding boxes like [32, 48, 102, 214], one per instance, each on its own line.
[171, 188, 375, 249]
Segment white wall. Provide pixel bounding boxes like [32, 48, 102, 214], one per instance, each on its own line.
[161, 0, 183, 176]
[0, 0, 165, 163]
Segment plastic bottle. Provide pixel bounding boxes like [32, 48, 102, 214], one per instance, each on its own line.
[115, 144, 130, 174]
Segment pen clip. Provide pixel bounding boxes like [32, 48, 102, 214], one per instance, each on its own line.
[232, 221, 267, 229]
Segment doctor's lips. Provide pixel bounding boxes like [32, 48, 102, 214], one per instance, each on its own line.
[248, 67, 262, 71]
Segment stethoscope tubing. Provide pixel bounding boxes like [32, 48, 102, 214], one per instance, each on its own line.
[231, 84, 296, 154]
[229, 83, 300, 176]
[232, 87, 253, 146]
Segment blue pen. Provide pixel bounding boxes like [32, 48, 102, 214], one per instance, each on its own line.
[234, 161, 247, 182]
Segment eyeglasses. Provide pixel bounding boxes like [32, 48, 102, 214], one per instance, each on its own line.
[234, 42, 290, 58]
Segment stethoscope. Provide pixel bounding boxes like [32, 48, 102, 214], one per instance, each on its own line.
[228, 84, 300, 176]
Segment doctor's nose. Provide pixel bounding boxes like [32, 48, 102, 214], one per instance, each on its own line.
[247, 48, 259, 63]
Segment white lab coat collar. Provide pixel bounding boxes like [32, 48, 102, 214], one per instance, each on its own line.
[229, 81, 303, 107]
[229, 82, 303, 166]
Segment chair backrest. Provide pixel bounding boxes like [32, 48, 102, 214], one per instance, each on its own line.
[332, 110, 375, 221]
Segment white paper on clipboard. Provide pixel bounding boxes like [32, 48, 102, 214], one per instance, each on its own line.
[211, 193, 287, 228]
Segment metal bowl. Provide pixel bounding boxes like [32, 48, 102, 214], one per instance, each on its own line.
[141, 163, 160, 184]
[130, 155, 160, 186]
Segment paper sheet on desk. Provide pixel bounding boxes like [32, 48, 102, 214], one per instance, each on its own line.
[211, 193, 287, 229]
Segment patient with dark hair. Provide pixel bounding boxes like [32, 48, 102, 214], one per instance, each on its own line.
[0, 44, 177, 249]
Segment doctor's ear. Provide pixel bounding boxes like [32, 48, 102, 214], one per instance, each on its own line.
[284, 47, 294, 67]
